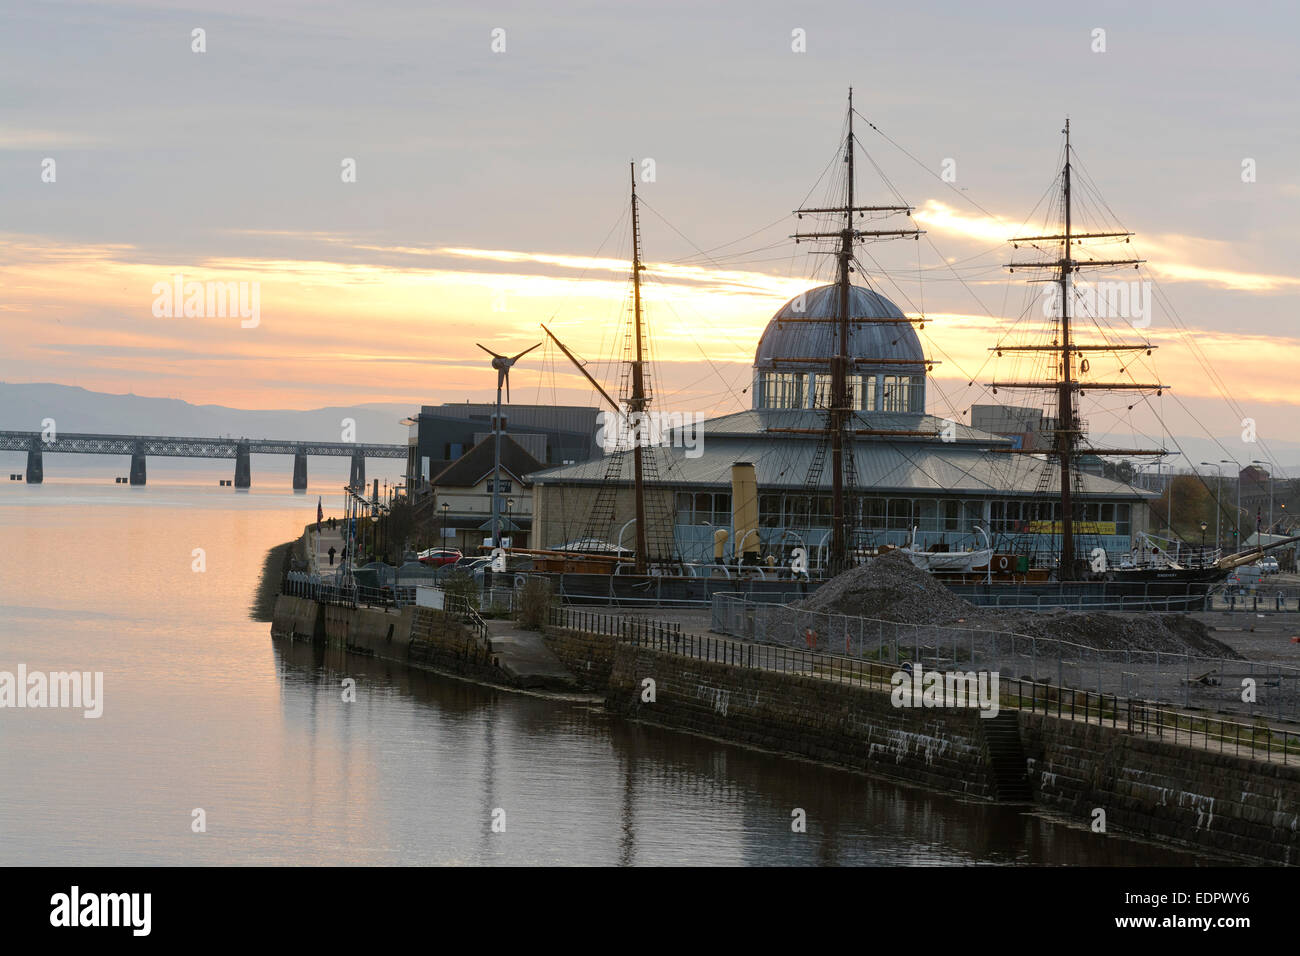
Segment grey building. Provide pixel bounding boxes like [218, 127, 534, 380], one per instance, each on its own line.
[405, 403, 601, 493]
[531, 283, 1155, 568]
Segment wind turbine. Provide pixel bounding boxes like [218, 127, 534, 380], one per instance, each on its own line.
[476, 341, 541, 549]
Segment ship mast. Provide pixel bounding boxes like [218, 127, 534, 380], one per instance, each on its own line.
[773, 89, 927, 574]
[628, 162, 649, 574]
[992, 120, 1166, 579]
[829, 92, 855, 575]
[1059, 120, 1077, 579]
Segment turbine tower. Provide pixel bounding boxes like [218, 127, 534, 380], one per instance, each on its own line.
[476, 341, 541, 549]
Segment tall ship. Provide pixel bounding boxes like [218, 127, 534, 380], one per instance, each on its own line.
[505, 95, 1294, 606]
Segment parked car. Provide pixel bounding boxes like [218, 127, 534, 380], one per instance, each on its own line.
[1228, 565, 1264, 592]
[1257, 556, 1280, 575]
[417, 548, 462, 567]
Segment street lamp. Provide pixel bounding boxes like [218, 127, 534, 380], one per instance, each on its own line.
[1200, 462, 1222, 554]
[1221, 459, 1241, 549]
[1170, 465, 1180, 538]
[1251, 459, 1272, 535]
[441, 501, 449, 549]
[1199, 520, 1208, 557]
[506, 497, 515, 548]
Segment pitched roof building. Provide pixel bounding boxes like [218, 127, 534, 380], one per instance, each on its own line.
[528, 284, 1156, 569]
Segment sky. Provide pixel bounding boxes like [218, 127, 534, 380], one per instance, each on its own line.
[2, 0, 1298, 470]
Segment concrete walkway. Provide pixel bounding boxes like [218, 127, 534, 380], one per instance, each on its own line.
[486, 620, 580, 691]
[307, 524, 348, 575]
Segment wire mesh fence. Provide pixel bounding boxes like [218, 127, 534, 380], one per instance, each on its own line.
[548, 605, 1300, 764]
[711, 593, 1300, 722]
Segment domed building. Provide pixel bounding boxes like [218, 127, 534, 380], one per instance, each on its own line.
[528, 284, 1153, 569]
[754, 285, 927, 414]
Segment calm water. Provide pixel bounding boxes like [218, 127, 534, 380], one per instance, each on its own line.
[0, 475, 1212, 865]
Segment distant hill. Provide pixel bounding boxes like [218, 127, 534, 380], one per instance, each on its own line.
[0, 382, 413, 445]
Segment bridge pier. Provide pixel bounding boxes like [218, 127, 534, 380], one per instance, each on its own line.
[292, 453, 307, 491]
[129, 452, 147, 485]
[234, 441, 251, 489]
[349, 454, 365, 491]
[25, 444, 43, 484]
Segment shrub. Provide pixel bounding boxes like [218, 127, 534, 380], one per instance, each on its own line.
[516, 576, 553, 631]
[442, 570, 480, 611]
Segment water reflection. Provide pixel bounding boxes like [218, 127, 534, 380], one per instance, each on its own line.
[272, 639, 1216, 867]
[0, 482, 1221, 866]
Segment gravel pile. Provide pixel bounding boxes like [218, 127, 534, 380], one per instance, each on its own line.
[966, 608, 1240, 658]
[790, 550, 1240, 659]
[793, 550, 975, 624]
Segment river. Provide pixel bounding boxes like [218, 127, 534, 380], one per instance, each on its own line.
[0, 476, 1211, 865]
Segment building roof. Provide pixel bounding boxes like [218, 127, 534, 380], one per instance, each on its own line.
[530, 410, 1153, 500]
[698, 408, 1008, 444]
[755, 284, 926, 372]
[432, 435, 546, 488]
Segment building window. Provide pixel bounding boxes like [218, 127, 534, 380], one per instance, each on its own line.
[888, 498, 913, 530]
[876, 373, 925, 412]
[861, 497, 886, 529]
[760, 372, 806, 409]
[675, 491, 731, 525]
[1116, 503, 1131, 535]
[880, 375, 908, 412]
[811, 375, 831, 409]
[855, 375, 874, 411]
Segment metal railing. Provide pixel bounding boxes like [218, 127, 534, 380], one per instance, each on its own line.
[551, 605, 1300, 765]
[548, 605, 681, 643]
[711, 593, 1300, 722]
[283, 570, 358, 608]
[446, 595, 489, 643]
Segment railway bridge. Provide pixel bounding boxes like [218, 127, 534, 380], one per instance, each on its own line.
[0, 431, 406, 489]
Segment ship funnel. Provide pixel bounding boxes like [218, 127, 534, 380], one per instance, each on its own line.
[713, 528, 729, 562]
[731, 461, 759, 564]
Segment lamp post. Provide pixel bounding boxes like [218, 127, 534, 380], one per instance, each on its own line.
[1201, 462, 1222, 554]
[1166, 464, 1173, 535]
[506, 497, 515, 548]
[1221, 459, 1241, 550]
[1251, 459, 1272, 535]
[441, 501, 450, 550]
[1200, 520, 1208, 559]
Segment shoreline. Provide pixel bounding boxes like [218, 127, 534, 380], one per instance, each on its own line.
[269, 585, 1299, 866]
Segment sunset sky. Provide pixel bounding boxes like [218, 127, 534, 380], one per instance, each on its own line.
[2, 1, 1298, 465]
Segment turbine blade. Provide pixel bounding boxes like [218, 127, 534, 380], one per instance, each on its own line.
[511, 341, 543, 362]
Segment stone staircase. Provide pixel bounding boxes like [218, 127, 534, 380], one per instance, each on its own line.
[982, 711, 1033, 802]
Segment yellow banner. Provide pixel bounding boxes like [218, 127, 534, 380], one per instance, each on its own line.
[1027, 521, 1117, 535]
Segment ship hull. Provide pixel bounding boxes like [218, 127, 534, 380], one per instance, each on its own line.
[523, 567, 1217, 611]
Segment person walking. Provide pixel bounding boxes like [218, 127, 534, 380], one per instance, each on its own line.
[328, 546, 336, 566]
